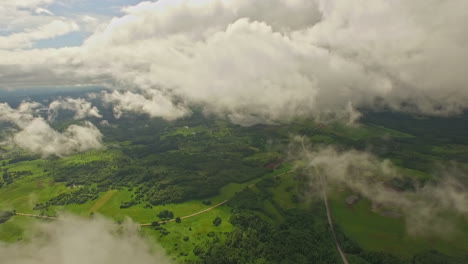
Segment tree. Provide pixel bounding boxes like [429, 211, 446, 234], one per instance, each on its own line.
[157, 210, 174, 220]
[202, 200, 212, 205]
[175, 217, 181, 223]
[0, 210, 14, 224]
[213, 217, 222, 226]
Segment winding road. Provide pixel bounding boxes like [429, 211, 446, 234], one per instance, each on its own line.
[140, 200, 228, 226]
[15, 200, 229, 226]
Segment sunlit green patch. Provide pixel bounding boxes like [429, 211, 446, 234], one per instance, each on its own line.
[329, 191, 468, 259]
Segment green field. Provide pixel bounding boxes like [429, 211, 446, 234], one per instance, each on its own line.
[329, 191, 468, 259]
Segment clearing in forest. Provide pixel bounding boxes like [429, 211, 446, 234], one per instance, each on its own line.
[88, 190, 117, 215]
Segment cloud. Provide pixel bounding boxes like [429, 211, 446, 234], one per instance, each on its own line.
[0, 215, 171, 264]
[0, 0, 58, 34]
[0, 20, 79, 49]
[0, 102, 103, 157]
[48, 97, 102, 121]
[0, 0, 107, 52]
[0, 0, 468, 124]
[296, 141, 468, 236]
[0, 0, 54, 8]
[102, 90, 190, 120]
[14, 119, 103, 157]
[35, 7, 54, 16]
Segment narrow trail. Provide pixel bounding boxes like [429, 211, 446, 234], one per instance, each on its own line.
[15, 213, 59, 220]
[319, 175, 350, 264]
[15, 168, 298, 226]
[15, 200, 229, 226]
[248, 168, 297, 188]
[301, 136, 349, 264]
[140, 200, 228, 226]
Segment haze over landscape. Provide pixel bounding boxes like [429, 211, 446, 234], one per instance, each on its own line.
[0, 1, 467, 264]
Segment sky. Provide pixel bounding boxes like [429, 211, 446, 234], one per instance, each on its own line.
[1, 0, 468, 128]
[0, 0, 142, 48]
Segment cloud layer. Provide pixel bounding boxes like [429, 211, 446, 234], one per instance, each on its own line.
[1, 0, 467, 124]
[0, 215, 171, 264]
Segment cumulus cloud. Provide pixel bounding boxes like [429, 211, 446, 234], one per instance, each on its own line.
[0, 0, 467, 124]
[14, 119, 103, 157]
[0, 0, 106, 54]
[48, 97, 102, 121]
[102, 90, 190, 120]
[0, 102, 103, 157]
[295, 140, 468, 236]
[0, 215, 171, 264]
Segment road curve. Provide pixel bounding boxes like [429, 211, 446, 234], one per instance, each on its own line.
[140, 200, 229, 226]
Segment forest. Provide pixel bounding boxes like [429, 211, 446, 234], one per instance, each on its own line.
[0, 94, 468, 263]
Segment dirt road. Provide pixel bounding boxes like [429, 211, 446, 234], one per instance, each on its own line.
[16, 200, 229, 226]
[319, 175, 350, 264]
[301, 136, 349, 264]
[140, 200, 228, 226]
[15, 213, 59, 220]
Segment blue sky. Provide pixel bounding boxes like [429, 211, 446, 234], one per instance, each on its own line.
[29, 0, 147, 48]
[48, 0, 144, 17]
[0, 0, 148, 49]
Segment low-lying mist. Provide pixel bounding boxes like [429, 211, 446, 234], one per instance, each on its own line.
[0, 215, 171, 264]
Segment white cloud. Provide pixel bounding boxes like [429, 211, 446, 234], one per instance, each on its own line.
[0, 102, 103, 157]
[1, 0, 468, 124]
[48, 97, 102, 121]
[0, 0, 106, 52]
[35, 7, 54, 16]
[0, 215, 171, 264]
[0, 0, 54, 8]
[102, 90, 190, 120]
[13, 118, 103, 157]
[0, 0, 57, 33]
[0, 20, 79, 49]
[297, 142, 468, 236]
